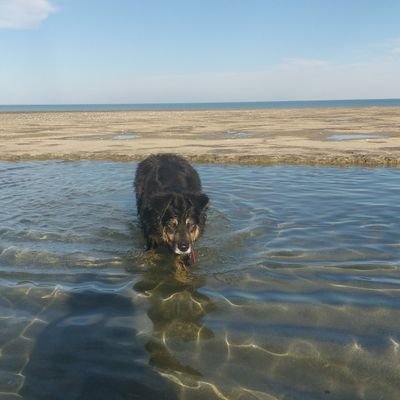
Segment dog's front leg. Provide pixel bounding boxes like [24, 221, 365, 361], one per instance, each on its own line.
[173, 255, 193, 282]
[145, 235, 158, 251]
[141, 248, 163, 267]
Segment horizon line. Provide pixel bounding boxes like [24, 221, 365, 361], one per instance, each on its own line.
[1, 97, 400, 107]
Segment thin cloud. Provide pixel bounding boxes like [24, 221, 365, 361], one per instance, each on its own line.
[388, 39, 400, 55]
[370, 37, 400, 58]
[387, 38, 400, 51]
[78, 58, 400, 104]
[281, 58, 330, 70]
[0, 0, 56, 29]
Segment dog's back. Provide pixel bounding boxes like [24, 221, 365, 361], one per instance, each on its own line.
[134, 154, 208, 259]
[134, 153, 202, 211]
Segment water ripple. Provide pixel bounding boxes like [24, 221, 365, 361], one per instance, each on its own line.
[1, 162, 400, 399]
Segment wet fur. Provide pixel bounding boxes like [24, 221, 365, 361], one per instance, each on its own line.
[134, 154, 208, 266]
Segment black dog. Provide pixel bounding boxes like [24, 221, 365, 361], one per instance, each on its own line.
[134, 154, 208, 266]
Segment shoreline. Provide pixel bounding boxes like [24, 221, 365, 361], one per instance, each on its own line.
[1, 107, 399, 167]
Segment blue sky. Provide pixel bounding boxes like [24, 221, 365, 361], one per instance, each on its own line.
[1, 0, 400, 104]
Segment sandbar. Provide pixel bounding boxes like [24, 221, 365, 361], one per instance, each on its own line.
[1, 107, 399, 166]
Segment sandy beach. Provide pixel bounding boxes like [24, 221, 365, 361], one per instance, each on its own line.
[1, 107, 400, 166]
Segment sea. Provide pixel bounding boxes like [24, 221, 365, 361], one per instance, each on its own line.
[1, 98, 400, 112]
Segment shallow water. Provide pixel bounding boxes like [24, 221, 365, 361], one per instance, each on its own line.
[327, 134, 383, 141]
[1, 161, 399, 400]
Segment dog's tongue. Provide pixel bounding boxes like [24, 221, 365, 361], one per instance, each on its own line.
[190, 246, 197, 264]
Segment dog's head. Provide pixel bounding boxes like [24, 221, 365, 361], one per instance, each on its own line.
[151, 192, 209, 256]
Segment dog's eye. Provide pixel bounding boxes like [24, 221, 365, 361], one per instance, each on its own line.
[186, 221, 196, 231]
[165, 225, 175, 234]
[166, 220, 178, 231]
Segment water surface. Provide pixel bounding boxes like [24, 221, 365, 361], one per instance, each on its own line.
[1, 162, 399, 399]
[1, 98, 400, 112]
[327, 134, 384, 141]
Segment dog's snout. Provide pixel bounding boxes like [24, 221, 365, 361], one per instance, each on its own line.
[174, 238, 191, 255]
[178, 242, 190, 252]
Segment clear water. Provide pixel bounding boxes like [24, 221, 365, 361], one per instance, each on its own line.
[1, 162, 399, 400]
[327, 134, 384, 141]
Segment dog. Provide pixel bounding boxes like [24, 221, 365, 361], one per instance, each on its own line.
[134, 154, 209, 267]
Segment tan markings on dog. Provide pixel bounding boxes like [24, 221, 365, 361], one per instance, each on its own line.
[161, 227, 170, 244]
[169, 217, 179, 227]
[162, 227, 174, 245]
[186, 217, 200, 242]
[162, 218, 178, 245]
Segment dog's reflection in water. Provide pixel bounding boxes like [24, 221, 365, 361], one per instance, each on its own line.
[134, 266, 215, 377]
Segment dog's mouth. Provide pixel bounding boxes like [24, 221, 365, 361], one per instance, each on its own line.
[173, 243, 197, 263]
[173, 244, 192, 255]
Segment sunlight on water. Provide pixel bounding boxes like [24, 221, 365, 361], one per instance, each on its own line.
[1, 161, 400, 399]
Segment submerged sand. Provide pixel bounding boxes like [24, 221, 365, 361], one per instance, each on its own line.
[1, 107, 400, 166]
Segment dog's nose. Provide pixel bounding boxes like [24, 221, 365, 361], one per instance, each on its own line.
[178, 242, 190, 252]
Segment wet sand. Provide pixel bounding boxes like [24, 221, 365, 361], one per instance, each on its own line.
[1, 107, 399, 166]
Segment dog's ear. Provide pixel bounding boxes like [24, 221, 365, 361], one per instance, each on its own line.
[189, 193, 209, 212]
